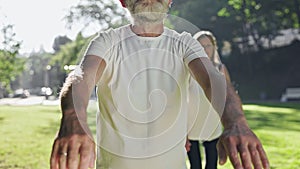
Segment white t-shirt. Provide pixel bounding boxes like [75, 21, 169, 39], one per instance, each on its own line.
[84, 24, 207, 169]
[187, 78, 223, 141]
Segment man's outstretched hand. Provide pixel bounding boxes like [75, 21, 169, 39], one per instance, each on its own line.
[217, 123, 270, 169]
[50, 119, 96, 169]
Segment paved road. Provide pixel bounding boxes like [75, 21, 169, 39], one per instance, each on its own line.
[0, 96, 59, 106]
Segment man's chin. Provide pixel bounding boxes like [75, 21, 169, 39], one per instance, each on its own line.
[132, 12, 166, 23]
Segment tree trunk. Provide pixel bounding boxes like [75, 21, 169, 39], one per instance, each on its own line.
[294, 0, 300, 27]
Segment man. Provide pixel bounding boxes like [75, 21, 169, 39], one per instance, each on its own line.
[50, 0, 270, 169]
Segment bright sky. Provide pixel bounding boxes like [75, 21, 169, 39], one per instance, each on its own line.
[0, 0, 118, 54]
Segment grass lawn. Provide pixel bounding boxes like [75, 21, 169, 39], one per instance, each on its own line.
[0, 102, 300, 168]
[215, 102, 300, 169]
[0, 105, 61, 169]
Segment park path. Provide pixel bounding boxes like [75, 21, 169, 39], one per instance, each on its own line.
[0, 96, 59, 106]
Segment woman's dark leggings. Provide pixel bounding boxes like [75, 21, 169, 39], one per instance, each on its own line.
[187, 138, 219, 169]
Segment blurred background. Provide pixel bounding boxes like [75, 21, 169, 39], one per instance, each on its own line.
[0, 0, 300, 168]
[1, 0, 300, 102]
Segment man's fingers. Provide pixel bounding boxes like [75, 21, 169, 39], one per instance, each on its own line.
[50, 139, 59, 169]
[257, 144, 270, 169]
[219, 127, 270, 169]
[185, 140, 191, 152]
[217, 141, 227, 165]
[226, 143, 243, 169]
[79, 150, 92, 169]
[79, 144, 94, 169]
[249, 144, 262, 169]
[50, 134, 95, 169]
[67, 142, 80, 169]
[89, 149, 96, 168]
[238, 144, 252, 169]
[58, 142, 68, 169]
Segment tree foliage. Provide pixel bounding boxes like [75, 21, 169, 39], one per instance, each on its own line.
[172, 0, 300, 53]
[52, 0, 128, 69]
[0, 24, 24, 90]
[64, 0, 127, 31]
[50, 0, 300, 100]
[52, 35, 72, 53]
[217, 0, 300, 51]
[51, 33, 91, 70]
[170, 0, 300, 99]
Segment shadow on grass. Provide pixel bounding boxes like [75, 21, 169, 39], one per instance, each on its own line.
[0, 164, 25, 169]
[254, 102, 300, 109]
[37, 120, 60, 136]
[36, 106, 61, 114]
[0, 117, 4, 124]
[244, 103, 300, 132]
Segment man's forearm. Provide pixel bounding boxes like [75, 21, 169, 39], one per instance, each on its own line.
[221, 81, 248, 129]
[58, 72, 92, 136]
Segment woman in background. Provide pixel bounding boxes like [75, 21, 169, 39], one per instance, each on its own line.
[186, 30, 232, 169]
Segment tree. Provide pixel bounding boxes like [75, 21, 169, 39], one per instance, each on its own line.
[24, 51, 52, 88]
[170, 0, 229, 37]
[51, 0, 128, 69]
[51, 33, 90, 71]
[0, 24, 24, 91]
[172, 0, 299, 53]
[64, 0, 128, 32]
[50, 0, 127, 89]
[217, 0, 300, 51]
[52, 35, 72, 53]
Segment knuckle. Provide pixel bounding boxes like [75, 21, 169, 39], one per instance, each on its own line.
[227, 136, 237, 143]
[81, 153, 90, 160]
[239, 136, 247, 142]
[251, 150, 258, 156]
[245, 165, 252, 169]
[256, 143, 263, 150]
[83, 135, 93, 142]
[241, 151, 248, 158]
[54, 137, 63, 146]
[69, 134, 79, 141]
[81, 148, 92, 155]
[59, 140, 67, 147]
[54, 138, 59, 143]
[232, 160, 240, 167]
[68, 155, 78, 162]
[59, 157, 66, 163]
[69, 139, 79, 147]
[50, 157, 56, 164]
[253, 162, 262, 169]
[229, 152, 237, 158]
[68, 160, 79, 168]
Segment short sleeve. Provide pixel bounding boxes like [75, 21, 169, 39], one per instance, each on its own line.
[84, 29, 115, 63]
[180, 32, 208, 65]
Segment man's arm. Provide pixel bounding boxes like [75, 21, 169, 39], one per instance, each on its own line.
[50, 55, 105, 169]
[188, 57, 269, 169]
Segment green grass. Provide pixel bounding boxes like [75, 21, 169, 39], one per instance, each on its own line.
[0, 105, 61, 169]
[213, 102, 300, 169]
[242, 103, 300, 169]
[0, 103, 300, 168]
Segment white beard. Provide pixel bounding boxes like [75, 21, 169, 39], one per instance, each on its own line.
[126, 0, 169, 24]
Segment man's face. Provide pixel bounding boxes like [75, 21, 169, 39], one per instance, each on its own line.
[126, 0, 169, 23]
